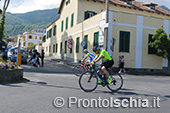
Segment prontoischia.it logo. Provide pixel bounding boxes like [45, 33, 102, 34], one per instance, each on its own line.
[53, 97, 160, 108]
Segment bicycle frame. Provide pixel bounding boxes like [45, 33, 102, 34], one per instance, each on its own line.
[78, 63, 88, 71]
[91, 68, 106, 84]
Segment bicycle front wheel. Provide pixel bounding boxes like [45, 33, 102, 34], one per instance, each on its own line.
[73, 64, 86, 76]
[79, 72, 98, 92]
[107, 73, 123, 92]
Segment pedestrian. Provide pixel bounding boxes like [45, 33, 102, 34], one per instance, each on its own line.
[119, 55, 126, 73]
[2, 48, 8, 61]
[41, 49, 45, 67]
[118, 55, 121, 70]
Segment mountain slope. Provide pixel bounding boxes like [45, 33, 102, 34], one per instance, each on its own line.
[159, 5, 170, 12]
[3, 8, 59, 36]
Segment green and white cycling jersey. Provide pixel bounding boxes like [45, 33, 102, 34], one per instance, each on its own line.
[96, 49, 113, 61]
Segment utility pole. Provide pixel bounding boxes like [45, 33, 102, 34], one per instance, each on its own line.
[103, 0, 109, 50]
[80, 0, 84, 58]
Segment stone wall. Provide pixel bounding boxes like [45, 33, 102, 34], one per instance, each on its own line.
[0, 68, 23, 83]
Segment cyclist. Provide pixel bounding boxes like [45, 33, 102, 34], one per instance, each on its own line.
[81, 49, 95, 66]
[91, 46, 114, 84]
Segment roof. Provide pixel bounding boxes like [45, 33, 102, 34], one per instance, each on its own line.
[58, 0, 170, 16]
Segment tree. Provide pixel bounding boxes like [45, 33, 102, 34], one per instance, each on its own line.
[149, 28, 170, 73]
[0, 0, 10, 41]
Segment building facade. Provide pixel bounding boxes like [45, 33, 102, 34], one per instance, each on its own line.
[43, 0, 170, 70]
[18, 29, 46, 52]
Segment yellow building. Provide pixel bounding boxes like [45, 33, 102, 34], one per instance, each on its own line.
[43, 0, 170, 71]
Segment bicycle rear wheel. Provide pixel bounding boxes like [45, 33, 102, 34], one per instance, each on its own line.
[73, 64, 86, 76]
[79, 72, 98, 92]
[107, 73, 123, 92]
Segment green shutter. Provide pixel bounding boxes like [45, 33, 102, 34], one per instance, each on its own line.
[93, 32, 99, 47]
[65, 40, 67, 54]
[43, 35, 46, 42]
[53, 25, 56, 36]
[56, 43, 58, 53]
[84, 35, 88, 49]
[61, 21, 63, 32]
[66, 17, 68, 30]
[71, 13, 74, 27]
[49, 29, 52, 38]
[84, 11, 89, 20]
[53, 44, 55, 53]
[119, 31, 130, 52]
[60, 42, 62, 54]
[76, 37, 79, 53]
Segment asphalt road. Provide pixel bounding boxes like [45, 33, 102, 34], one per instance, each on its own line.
[0, 59, 170, 113]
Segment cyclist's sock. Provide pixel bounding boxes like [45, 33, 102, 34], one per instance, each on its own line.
[98, 80, 102, 84]
[108, 76, 112, 84]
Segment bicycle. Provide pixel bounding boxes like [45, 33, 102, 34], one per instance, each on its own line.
[79, 64, 123, 92]
[73, 61, 89, 76]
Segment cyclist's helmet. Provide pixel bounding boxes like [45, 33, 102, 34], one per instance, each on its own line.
[83, 49, 88, 53]
[93, 46, 100, 52]
[34, 49, 37, 52]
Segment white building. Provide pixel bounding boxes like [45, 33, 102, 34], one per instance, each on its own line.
[18, 29, 46, 52]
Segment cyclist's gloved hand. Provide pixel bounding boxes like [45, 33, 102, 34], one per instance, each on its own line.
[91, 62, 95, 65]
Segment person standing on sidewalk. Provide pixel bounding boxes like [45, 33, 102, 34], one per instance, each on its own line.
[119, 55, 126, 73]
[41, 49, 45, 67]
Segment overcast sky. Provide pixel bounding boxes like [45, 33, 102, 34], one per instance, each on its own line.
[0, 0, 169, 13]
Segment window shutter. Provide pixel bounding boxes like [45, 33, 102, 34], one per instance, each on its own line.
[84, 11, 89, 20]
[76, 37, 79, 53]
[71, 13, 74, 27]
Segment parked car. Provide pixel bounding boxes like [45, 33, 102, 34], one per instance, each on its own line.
[7, 47, 17, 59]
[10, 49, 27, 64]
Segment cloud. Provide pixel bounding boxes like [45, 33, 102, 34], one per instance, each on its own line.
[6, 0, 62, 13]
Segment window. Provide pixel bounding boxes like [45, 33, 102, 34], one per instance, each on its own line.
[119, 31, 130, 52]
[35, 36, 37, 39]
[28, 35, 32, 39]
[49, 46, 51, 53]
[66, 0, 70, 5]
[84, 11, 97, 20]
[93, 32, 99, 47]
[43, 35, 46, 42]
[53, 25, 56, 36]
[53, 44, 55, 53]
[71, 13, 74, 27]
[65, 40, 67, 54]
[39, 43, 42, 46]
[61, 21, 64, 32]
[49, 29, 52, 38]
[23, 42, 26, 46]
[60, 42, 63, 54]
[76, 37, 79, 53]
[39, 37, 42, 40]
[56, 43, 58, 53]
[148, 34, 157, 54]
[84, 35, 88, 49]
[66, 17, 68, 30]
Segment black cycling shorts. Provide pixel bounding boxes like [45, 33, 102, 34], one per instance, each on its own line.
[101, 60, 114, 69]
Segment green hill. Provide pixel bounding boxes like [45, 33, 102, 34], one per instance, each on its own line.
[3, 8, 59, 36]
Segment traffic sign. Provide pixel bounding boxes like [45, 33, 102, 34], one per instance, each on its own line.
[81, 41, 85, 47]
[68, 44, 73, 49]
[68, 39, 73, 44]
